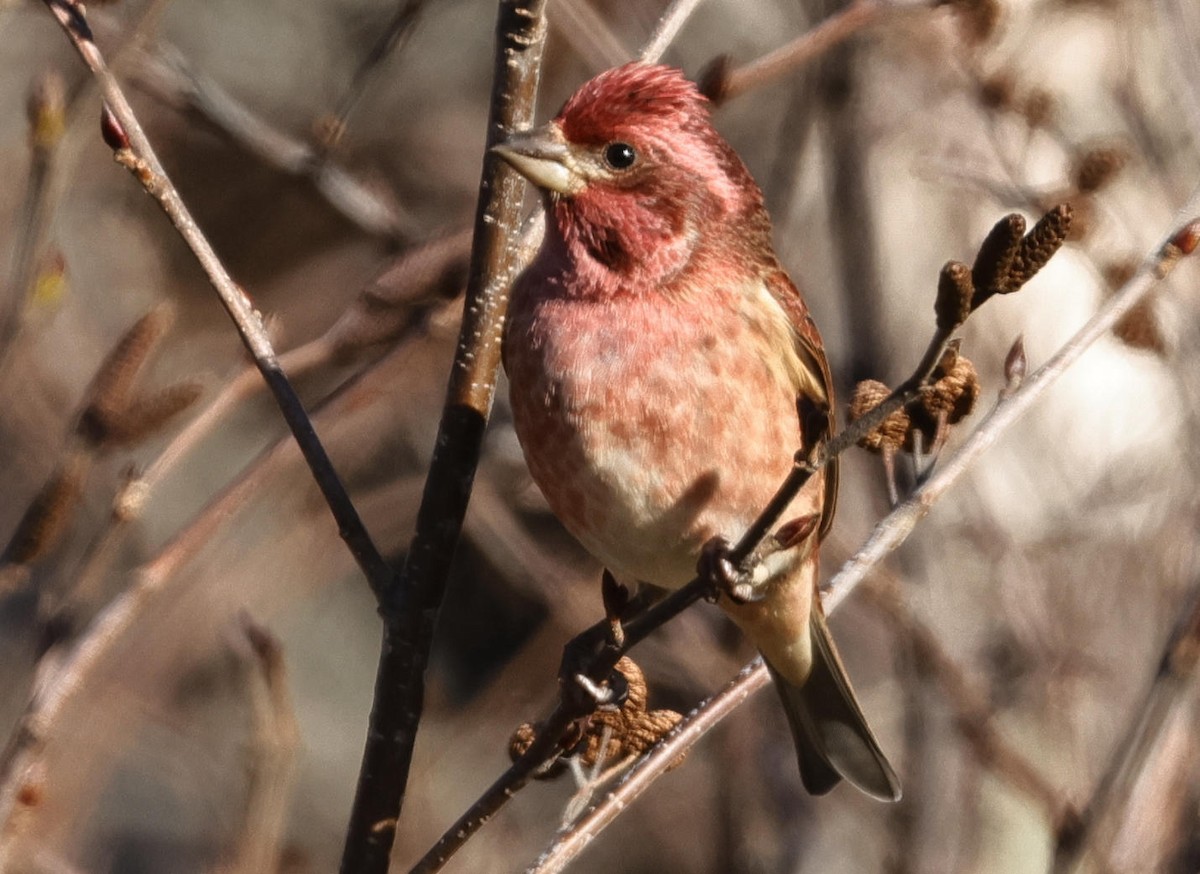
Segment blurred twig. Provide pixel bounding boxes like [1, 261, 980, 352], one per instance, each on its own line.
[63, 230, 468, 614]
[338, 2, 549, 872]
[514, 199, 1200, 873]
[1052, 578, 1200, 874]
[132, 42, 416, 241]
[0, 71, 66, 376]
[553, 0, 631, 70]
[639, 0, 706, 63]
[328, 0, 427, 141]
[216, 616, 299, 874]
[860, 571, 1072, 827]
[40, 0, 394, 598]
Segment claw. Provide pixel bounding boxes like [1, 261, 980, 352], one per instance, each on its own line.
[698, 536, 767, 605]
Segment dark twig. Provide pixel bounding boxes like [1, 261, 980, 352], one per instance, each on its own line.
[40, 0, 393, 597]
[338, 2, 550, 872]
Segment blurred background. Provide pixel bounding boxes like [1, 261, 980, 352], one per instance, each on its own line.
[0, 0, 1198, 871]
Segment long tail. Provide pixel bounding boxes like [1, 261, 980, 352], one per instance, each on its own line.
[767, 607, 901, 801]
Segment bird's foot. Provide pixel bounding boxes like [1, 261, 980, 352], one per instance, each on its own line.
[600, 570, 629, 648]
[697, 536, 765, 605]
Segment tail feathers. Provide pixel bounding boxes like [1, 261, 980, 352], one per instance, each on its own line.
[768, 609, 901, 802]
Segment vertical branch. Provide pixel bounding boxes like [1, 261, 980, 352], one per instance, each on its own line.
[338, 2, 549, 872]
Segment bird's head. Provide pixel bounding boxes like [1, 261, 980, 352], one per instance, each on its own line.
[493, 63, 766, 292]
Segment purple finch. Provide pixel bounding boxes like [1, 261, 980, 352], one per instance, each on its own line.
[497, 62, 899, 801]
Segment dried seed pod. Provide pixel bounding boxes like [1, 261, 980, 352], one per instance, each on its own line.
[97, 381, 203, 447]
[922, 354, 980, 425]
[1072, 145, 1128, 194]
[936, 261, 974, 332]
[1009, 204, 1073, 288]
[849, 380, 910, 454]
[971, 213, 1025, 302]
[3, 451, 89, 565]
[78, 304, 175, 444]
[1102, 258, 1138, 291]
[941, 0, 1002, 44]
[326, 230, 471, 359]
[508, 722, 567, 778]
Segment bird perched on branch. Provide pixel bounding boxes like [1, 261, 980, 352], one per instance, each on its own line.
[496, 62, 899, 801]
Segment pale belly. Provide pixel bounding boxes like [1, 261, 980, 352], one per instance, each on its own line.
[506, 294, 818, 588]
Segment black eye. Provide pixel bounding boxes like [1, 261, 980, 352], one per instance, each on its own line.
[603, 142, 637, 170]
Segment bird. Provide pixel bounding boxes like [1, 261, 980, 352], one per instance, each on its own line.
[494, 61, 900, 801]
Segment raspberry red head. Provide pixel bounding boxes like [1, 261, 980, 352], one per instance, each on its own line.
[493, 62, 767, 294]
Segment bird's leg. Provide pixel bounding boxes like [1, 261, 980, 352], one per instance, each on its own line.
[601, 569, 629, 648]
[698, 536, 765, 605]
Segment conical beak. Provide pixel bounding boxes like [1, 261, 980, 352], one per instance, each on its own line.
[491, 124, 585, 196]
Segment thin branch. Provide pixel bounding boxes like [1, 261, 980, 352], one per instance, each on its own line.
[328, 0, 427, 137]
[520, 197, 1200, 874]
[639, 0, 706, 63]
[338, 2, 550, 872]
[40, 0, 394, 597]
